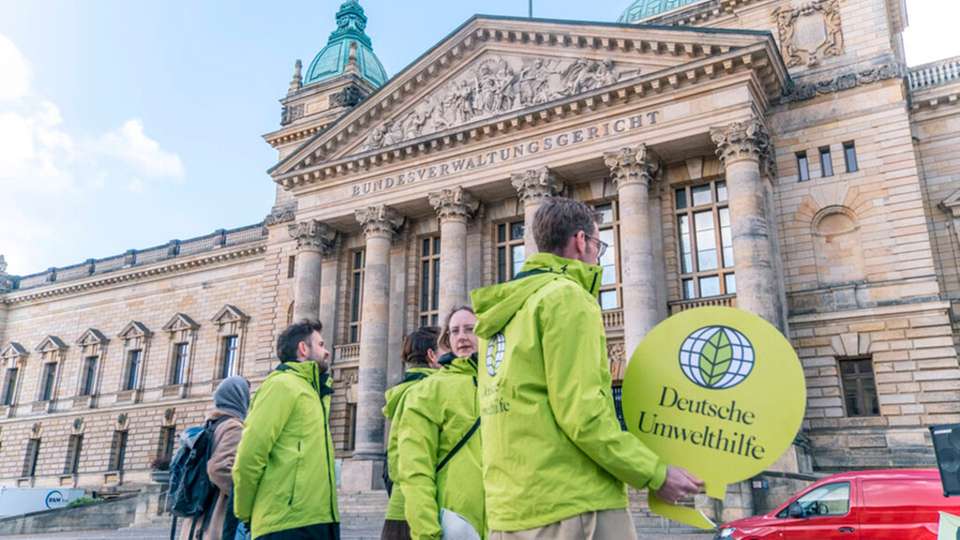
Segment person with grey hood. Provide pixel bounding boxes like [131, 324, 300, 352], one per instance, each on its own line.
[180, 376, 250, 540]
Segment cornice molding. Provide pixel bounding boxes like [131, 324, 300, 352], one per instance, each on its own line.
[1, 244, 267, 306]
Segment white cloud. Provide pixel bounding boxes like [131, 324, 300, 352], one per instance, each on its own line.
[0, 33, 30, 101]
[92, 119, 185, 180]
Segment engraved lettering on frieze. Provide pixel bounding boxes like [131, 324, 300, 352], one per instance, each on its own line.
[361, 56, 626, 152]
[772, 0, 844, 68]
[351, 109, 661, 198]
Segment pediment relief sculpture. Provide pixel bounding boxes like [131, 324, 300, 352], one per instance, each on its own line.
[360, 55, 630, 153]
[772, 0, 844, 68]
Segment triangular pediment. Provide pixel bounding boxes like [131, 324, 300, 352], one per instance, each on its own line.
[1, 342, 28, 362]
[76, 328, 109, 346]
[118, 321, 152, 340]
[35, 335, 68, 353]
[270, 15, 787, 188]
[211, 304, 250, 326]
[162, 313, 200, 333]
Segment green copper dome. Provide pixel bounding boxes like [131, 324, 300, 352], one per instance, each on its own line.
[303, 0, 388, 89]
[618, 0, 706, 22]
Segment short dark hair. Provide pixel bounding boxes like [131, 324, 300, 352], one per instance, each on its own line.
[533, 197, 601, 255]
[402, 327, 440, 367]
[277, 319, 324, 362]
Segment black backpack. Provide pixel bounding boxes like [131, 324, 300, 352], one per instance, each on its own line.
[167, 416, 228, 539]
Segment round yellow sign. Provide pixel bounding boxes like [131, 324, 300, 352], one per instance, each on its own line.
[622, 307, 806, 526]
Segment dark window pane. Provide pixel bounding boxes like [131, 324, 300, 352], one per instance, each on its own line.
[221, 336, 238, 379]
[820, 147, 834, 177]
[41, 363, 56, 401]
[422, 238, 430, 255]
[844, 141, 858, 173]
[497, 224, 506, 243]
[797, 151, 810, 182]
[420, 261, 430, 310]
[433, 237, 441, 254]
[675, 188, 687, 210]
[510, 222, 525, 241]
[3, 368, 18, 405]
[125, 350, 141, 391]
[431, 259, 440, 310]
[595, 204, 614, 225]
[497, 247, 507, 283]
[81, 357, 97, 396]
[692, 184, 712, 206]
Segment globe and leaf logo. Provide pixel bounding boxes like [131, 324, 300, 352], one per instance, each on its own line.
[679, 326, 755, 390]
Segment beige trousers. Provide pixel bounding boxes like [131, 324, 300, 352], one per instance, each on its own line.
[490, 509, 638, 540]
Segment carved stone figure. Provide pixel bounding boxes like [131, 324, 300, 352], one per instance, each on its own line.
[772, 0, 845, 68]
[360, 55, 625, 152]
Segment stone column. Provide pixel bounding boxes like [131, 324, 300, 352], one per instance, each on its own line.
[605, 145, 662, 356]
[352, 205, 403, 463]
[429, 187, 480, 319]
[511, 167, 564, 255]
[711, 118, 784, 329]
[287, 220, 338, 323]
[317, 248, 341, 345]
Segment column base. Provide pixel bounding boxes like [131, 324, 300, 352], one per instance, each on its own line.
[340, 456, 386, 493]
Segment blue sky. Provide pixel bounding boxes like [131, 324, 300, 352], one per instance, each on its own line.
[1, 0, 958, 276]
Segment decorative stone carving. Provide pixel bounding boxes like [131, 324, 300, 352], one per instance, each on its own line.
[288, 219, 339, 255]
[330, 85, 364, 108]
[281, 103, 305, 126]
[72, 417, 85, 434]
[31, 422, 42, 438]
[943, 189, 960, 247]
[116, 413, 129, 430]
[511, 167, 564, 204]
[361, 56, 625, 152]
[1, 342, 28, 367]
[608, 341, 627, 381]
[355, 205, 404, 238]
[710, 118, 777, 177]
[604, 145, 660, 188]
[264, 203, 297, 227]
[288, 59, 303, 95]
[772, 0, 844, 68]
[782, 63, 905, 103]
[163, 408, 176, 426]
[428, 187, 480, 222]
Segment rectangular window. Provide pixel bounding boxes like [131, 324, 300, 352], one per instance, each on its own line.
[170, 343, 189, 385]
[839, 357, 879, 417]
[158, 426, 176, 464]
[80, 356, 98, 396]
[2, 368, 17, 406]
[595, 203, 621, 311]
[419, 236, 441, 327]
[109, 431, 128, 471]
[819, 146, 834, 177]
[287, 255, 296, 279]
[843, 141, 859, 173]
[23, 438, 41, 478]
[796, 151, 810, 182]
[345, 403, 357, 451]
[348, 250, 365, 343]
[124, 350, 142, 391]
[674, 181, 735, 299]
[496, 221, 525, 283]
[40, 363, 57, 402]
[64, 434, 83, 475]
[220, 336, 238, 379]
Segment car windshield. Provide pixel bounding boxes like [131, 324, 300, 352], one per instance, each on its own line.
[783, 482, 850, 518]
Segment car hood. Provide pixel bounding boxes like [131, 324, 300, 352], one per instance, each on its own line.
[721, 513, 780, 531]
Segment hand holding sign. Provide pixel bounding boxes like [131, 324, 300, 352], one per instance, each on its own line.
[622, 307, 806, 530]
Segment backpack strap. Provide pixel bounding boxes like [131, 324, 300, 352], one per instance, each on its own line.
[435, 376, 480, 473]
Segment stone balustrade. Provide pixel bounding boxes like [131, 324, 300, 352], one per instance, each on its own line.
[909, 56, 960, 91]
[668, 294, 737, 315]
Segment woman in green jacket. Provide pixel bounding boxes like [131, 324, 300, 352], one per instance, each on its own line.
[381, 326, 443, 540]
[397, 306, 485, 540]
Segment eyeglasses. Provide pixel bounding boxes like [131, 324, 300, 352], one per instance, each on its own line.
[584, 234, 609, 260]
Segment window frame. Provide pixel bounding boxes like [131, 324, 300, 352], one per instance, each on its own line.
[220, 335, 239, 380]
[673, 179, 736, 300]
[169, 343, 189, 386]
[64, 434, 83, 475]
[39, 362, 57, 402]
[838, 356, 879, 418]
[2, 367, 18, 406]
[123, 350, 142, 392]
[843, 141, 859, 173]
[23, 438, 41, 478]
[593, 201, 623, 311]
[109, 430, 129, 472]
[348, 249, 366, 344]
[796, 151, 811, 182]
[79, 356, 98, 397]
[494, 219, 526, 284]
[418, 235, 442, 327]
[819, 146, 834, 177]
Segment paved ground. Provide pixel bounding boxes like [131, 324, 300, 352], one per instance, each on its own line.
[0, 521, 715, 539]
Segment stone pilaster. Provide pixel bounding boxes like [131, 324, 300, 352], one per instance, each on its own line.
[511, 167, 564, 255]
[711, 117, 784, 329]
[287, 220, 338, 324]
[605, 145, 662, 356]
[317, 246, 342, 347]
[352, 205, 403, 464]
[429, 187, 480, 319]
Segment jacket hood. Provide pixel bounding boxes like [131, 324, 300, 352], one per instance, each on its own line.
[275, 361, 333, 397]
[472, 252, 602, 339]
[383, 367, 434, 419]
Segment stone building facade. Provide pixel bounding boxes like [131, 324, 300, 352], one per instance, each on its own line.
[1, 0, 959, 516]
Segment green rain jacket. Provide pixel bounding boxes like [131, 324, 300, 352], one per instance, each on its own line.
[471, 252, 668, 532]
[397, 356, 485, 539]
[383, 367, 435, 521]
[233, 361, 339, 539]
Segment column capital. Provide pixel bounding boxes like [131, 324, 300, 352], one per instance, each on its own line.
[428, 187, 480, 222]
[511, 167, 563, 204]
[604, 144, 660, 189]
[710, 117, 777, 176]
[288, 219, 339, 256]
[355, 205, 404, 240]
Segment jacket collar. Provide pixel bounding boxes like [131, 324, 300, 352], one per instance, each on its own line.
[276, 361, 333, 397]
[519, 252, 602, 298]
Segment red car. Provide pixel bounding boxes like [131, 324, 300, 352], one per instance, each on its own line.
[716, 469, 960, 539]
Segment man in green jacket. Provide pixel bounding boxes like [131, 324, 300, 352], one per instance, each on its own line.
[472, 197, 702, 539]
[233, 320, 339, 540]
